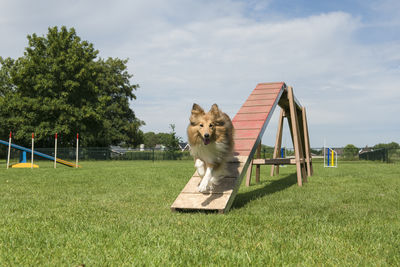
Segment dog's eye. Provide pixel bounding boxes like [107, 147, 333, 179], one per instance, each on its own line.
[200, 124, 203, 127]
[209, 124, 213, 128]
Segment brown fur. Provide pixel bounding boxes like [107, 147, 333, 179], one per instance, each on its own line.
[187, 103, 234, 191]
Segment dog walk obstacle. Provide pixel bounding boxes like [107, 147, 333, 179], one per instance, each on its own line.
[171, 82, 313, 213]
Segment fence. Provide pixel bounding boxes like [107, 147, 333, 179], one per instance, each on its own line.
[0, 146, 192, 162]
[1, 146, 399, 163]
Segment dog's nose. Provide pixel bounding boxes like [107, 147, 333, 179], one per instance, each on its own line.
[204, 133, 210, 138]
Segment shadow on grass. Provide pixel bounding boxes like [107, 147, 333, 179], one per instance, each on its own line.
[232, 173, 297, 209]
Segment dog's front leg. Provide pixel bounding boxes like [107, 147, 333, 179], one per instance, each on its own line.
[194, 158, 205, 177]
[198, 165, 213, 193]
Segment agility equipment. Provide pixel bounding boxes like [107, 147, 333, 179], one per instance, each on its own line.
[171, 82, 313, 213]
[76, 133, 79, 168]
[54, 133, 58, 168]
[1, 137, 79, 168]
[31, 133, 35, 169]
[10, 150, 39, 168]
[324, 147, 337, 167]
[6, 132, 11, 169]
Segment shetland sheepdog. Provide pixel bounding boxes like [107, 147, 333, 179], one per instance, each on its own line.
[187, 103, 234, 192]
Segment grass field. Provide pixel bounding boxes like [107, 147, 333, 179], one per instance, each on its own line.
[0, 159, 399, 266]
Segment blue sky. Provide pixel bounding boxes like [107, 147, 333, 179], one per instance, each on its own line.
[1, 0, 399, 147]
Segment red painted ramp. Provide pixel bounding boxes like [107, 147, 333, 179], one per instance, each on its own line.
[171, 82, 286, 213]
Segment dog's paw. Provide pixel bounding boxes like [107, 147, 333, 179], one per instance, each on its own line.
[198, 183, 208, 193]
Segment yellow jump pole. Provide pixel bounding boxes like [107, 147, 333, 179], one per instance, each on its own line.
[6, 131, 12, 169]
[331, 149, 334, 167]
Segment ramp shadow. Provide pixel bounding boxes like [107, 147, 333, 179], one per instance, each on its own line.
[233, 173, 297, 209]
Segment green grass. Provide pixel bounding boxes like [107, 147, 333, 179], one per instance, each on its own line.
[0, 160, 399, 266]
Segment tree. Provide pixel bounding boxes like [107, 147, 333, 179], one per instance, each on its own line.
[0, 26, 143, 147]
[143, 132, 158, 148]
[142, 125, 182, 150]
[165, 124, 181, 152]
[374, 142, 399, 150]
[343, 144, 358, 160]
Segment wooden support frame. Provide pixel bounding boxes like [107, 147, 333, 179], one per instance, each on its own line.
[302, 107, 313, 176]
[172, 82, 312, 213]
[270, 109, 285, 177]
[246, 86, 313, 187]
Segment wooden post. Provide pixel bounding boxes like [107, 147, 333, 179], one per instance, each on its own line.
[287, 86, 304, 186]
[54, 133, 58, 169]
[31, 133, 34, 169]
[302, 107, 313, 177]
[270, 108, 284, 176]
[245, 160, 253, 186]
[255, 142, 261, 183]
[76, 133, 79, 168]
[7, 132, 11, 169]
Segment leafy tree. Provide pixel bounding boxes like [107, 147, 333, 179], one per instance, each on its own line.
[0, 26, 143, 147]
[343, 144, 358, 160]
[374, 142, 399, 150]
[142, 125, 182, 151]
[143, 132, 158, 148]
[165, 124, 181, 152]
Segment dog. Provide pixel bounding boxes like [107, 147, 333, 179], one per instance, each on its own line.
[187, 103, 234, 192]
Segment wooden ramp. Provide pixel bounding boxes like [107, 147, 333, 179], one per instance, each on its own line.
[171, 82, 286, 213]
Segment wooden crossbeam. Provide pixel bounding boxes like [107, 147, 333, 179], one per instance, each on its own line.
[253, 158, 302, 165]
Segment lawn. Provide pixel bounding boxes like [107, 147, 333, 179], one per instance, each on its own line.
[0, 160, 399, 265]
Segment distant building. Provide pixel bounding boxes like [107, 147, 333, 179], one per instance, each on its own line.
[359, 145, 373, 154]
[179, 142, 190, 151]
[154, 144, 166, 151]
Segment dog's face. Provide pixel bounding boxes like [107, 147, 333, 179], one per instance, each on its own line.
[187, 103, 222, 146]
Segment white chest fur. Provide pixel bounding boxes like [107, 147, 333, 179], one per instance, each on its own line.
[190, 142, 228, 164]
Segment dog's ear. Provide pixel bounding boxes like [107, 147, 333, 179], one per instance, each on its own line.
[210, 104, 221, 117]
[191, 103, 205, 116]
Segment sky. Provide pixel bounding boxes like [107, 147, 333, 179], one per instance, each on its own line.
[1, 0, 399, 148]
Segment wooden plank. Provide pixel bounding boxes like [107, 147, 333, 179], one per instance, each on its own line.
[256, 82, 285, 88]
[271, 108, 284, 176]
[288, 86, 304, 186]
[255, 142, 261, 183]
[302, 107, 313, 177]
[234, 129, 260, 139]
[254, 158, 295, 165]
[255, 84, 284, 90]
[242, 99, 276, 107]
[245, 160, 253, 186]
[171, 193, 231, 212]
[233, 113, 269, 122]
[247, 94, 278, 101]
[237, 105, 273, 114]
[232, 120, 265, 130]
[251, 88, 281, 95]
[234, 139, 256, 152]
